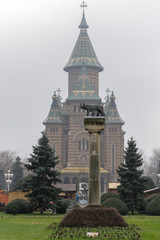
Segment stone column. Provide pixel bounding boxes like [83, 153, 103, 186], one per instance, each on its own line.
[84, 117, 105, 205]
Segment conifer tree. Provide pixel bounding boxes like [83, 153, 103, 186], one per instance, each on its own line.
[23, 134, 61, 214]
[117, 137, 144, 214]
[10, 156, 24, 191]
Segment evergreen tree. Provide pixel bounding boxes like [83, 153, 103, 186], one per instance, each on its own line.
[23, 134, 61, 214]
[117, 137, 145, 214]
[0, 169, 6, 190]
[10, 156, 24, 191]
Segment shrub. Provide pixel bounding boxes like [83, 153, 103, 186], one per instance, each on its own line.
[59, 206, 128, 227]
[5, 199, 33, 214]
[101, 192, 119, 203]
[141, 176, 156, 190]
[137, 198, 147, 214]
[56, 198, 74, 214]
[102, 197, 128, 215]
[146, 193, 159, 204]
[146, 194, 160, 215]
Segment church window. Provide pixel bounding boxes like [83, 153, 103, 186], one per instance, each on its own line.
[66, 142, 68, 162]
[78, 105, 81, 112]
[50, 128, 52, 133]
[78, 141, 81, 151]
[73, 106, 76, 112]
[64, 177, 70, 184]
[82, 138, 85, 150]
[72, 177, 79, 191]
[56, 128, 58, 134]
[76, 106, 79, 112]
[86, 140, 89, 151]
[111, 144, 115, 174]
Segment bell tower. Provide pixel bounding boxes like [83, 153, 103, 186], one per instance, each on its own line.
[63, 2, 103, 96]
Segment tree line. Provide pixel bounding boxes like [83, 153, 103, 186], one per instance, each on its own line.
[0, 133, 160, 214]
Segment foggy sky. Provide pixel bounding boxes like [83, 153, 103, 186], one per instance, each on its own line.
[0, 0, 160, 160]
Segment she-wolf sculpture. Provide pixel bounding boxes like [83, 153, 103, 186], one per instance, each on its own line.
[80, 103, 105, 116]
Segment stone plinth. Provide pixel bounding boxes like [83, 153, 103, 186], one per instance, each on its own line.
[84, 117, 105, 205]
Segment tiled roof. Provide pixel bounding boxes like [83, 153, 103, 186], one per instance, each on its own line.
[43, 92, 65, 124]
[108, 182, 120, 189]
[55, 184, 76, 192]
[105, 92, 124, 124]
[60, 166, 108, 173]
[64, 13, 103, 72]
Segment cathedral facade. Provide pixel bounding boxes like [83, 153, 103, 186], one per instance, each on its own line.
[43, 7, 125, 193]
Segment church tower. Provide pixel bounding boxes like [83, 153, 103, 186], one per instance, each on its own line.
[43, 2, 125, 192]
[63, 1, 103, 96]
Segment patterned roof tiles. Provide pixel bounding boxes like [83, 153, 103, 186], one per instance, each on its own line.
[43, 92, 65, 124]
[105, 92, 124, 124]
[64, 13, 103, 72]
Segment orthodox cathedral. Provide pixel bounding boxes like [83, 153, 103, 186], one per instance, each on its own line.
[43, 3, 125, 193]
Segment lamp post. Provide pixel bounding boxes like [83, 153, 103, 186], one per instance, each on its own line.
[5, 170, 13, 192]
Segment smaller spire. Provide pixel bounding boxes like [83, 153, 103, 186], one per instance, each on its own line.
[110, 91, 116, 106]
[79, 1, 89, 29]
[57, 88, 62, 101]
[104, 88, 110, 114]
[43, 91, 65, 124]
[105, 91, 124, 124]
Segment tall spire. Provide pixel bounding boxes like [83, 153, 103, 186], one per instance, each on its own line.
[64, 2, 103, 72]
[79, 1, 89, 29]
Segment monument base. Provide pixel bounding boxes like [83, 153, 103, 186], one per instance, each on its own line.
[59, 206, 128, 228]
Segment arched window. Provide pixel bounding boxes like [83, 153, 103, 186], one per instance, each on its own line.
[79, 141, 81, 151]
[73, 106, 76, 112]
[82, 138, 85, 150]
[86, 140, 89, 151]
[112, 144, 115, 174]
[72, 177, 79, 191]
[101, 177, 104, 193]
[64, 177, 70, 184]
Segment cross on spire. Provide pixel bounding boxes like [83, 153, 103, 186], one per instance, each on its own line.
[80, 1, 88, 15]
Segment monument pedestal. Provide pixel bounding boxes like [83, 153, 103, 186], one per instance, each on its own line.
[84, 117, 105, 205]
[60, 116, 128, 228]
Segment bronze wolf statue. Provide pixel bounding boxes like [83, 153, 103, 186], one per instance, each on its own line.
[80, 103, 105, 116]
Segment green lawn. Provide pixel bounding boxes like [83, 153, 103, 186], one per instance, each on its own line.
[0, 212, 160, 240]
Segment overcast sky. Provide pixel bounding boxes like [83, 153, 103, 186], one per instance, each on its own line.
[0, 0, 160, 160]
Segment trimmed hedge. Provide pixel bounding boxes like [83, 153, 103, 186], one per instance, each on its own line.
[56, 198, 74, 214]
[146, 194, 159, 204]
[146, 194, 160, 215]
[140, 176, 156, 191]
[102, 197, 128, 215]
[5, 199, 33, 214]
[101, 192, 119, 203]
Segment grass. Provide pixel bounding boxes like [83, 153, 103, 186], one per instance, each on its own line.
[0, 212, 63, 240]
[0, 212, 160, 240]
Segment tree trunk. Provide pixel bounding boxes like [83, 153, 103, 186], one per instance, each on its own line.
[40, 200, 44, 214]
